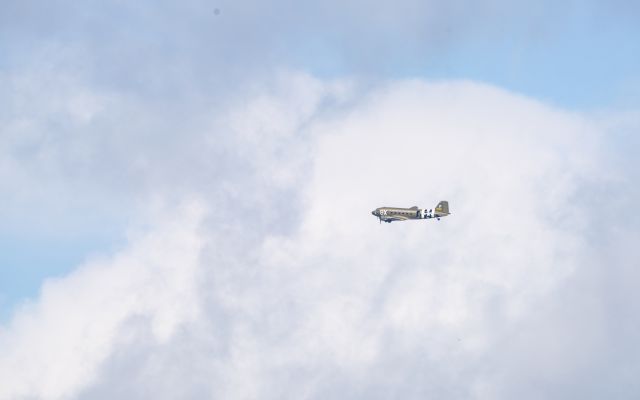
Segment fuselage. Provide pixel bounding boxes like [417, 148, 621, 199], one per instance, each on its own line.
[372, 201, 450, 223]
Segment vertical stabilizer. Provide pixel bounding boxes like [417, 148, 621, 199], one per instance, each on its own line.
[434, 201, 449, 216]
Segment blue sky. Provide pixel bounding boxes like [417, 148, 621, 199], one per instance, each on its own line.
[284, 1, 640, 109]
[1, 1, 639, 398]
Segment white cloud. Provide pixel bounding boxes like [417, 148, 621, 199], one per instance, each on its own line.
[1, 76, 638, 399]
[0, 201, 206, 399]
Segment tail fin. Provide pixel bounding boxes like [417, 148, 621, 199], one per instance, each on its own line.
[434, 201, 449, 216]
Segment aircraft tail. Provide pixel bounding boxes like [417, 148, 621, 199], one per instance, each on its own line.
[434, 200, 450, 216]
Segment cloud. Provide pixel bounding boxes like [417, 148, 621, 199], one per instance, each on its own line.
[0, 201, 206, 399]
[1, 0, 598, 87]
[2, 1, 639, 397]
[1, 0, 635, 239]
[2, 75, 637, 399]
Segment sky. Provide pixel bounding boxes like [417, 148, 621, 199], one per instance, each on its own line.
[1, 1, 639, 399]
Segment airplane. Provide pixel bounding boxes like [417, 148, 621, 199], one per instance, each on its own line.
[371, 201, 450, 223]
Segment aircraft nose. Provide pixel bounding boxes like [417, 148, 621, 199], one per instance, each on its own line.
[371, 210, 377, 216]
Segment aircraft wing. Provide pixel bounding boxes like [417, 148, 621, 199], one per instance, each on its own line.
[383, 215, 411, 222]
